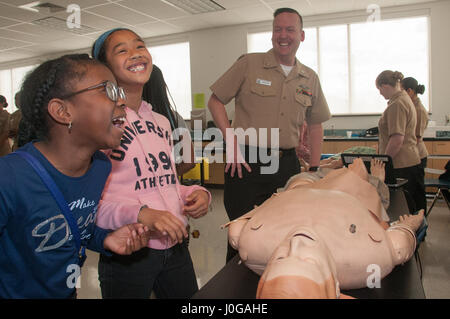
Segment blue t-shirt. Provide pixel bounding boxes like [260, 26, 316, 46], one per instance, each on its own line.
[0, 142, 112, 298]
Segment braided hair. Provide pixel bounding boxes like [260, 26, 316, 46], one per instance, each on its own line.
[17, 54, 100, 147]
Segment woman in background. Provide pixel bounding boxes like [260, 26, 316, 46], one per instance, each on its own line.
[401, 77, 428, 211]
[376, 70, 424, 213]
[0, 95, 10, 156]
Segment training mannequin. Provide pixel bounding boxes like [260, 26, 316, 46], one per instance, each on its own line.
[225, 158, 423, 298]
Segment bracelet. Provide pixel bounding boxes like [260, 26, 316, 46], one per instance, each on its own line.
[308, 166, 318, 172]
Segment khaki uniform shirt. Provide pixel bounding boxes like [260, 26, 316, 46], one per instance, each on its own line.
[0, 109, 11, 156]
[412, 97, 428, 159]
[378, 91, 420, 168]
[210, 49, 331, 149]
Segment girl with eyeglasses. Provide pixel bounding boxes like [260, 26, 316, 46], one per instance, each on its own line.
[0, 54, 151, 298]
[92, 29, 211, 299]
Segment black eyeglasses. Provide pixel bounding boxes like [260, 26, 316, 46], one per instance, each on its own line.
[61, 80, 126, 102]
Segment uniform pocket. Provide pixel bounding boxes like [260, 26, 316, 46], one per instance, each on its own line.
[250, 83, 276, 97]
[295, 94, 312, 108]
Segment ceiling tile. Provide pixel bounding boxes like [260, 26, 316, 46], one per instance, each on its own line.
[0, 2, 49, 22]
[134, 21, 181, 38]
[0, 15, 22, 28]
[215, 0, 261, 9]
[118, 0, 188, 19]
[7, 22, 72, 39]
[165, 15, 212, 32]
[52, 10, 123, 31]
[0, 0, 440, 64]
[0, 28, 42, 43]
[85, 3, 155, 25]
[0, 37, 32, 51]
[0, 49, 36, 63]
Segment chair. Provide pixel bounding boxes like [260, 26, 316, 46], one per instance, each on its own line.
[180, 157, 209, 186]
[340, 153, 407, 187]
[424, 172, 450, 217]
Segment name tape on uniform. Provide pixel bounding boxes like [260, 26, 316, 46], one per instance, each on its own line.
[256, 78, 272, 86]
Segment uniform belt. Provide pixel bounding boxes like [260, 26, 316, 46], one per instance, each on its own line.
[243, 145, 296, 161]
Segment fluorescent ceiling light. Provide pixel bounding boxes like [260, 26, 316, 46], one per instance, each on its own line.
[19, 1, 66, 14]
[161, 0, 225, 15]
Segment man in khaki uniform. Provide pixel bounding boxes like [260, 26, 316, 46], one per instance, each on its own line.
[208, 7, 331, 262]
[0, 96, 11, 157]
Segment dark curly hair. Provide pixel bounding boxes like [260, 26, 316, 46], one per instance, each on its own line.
[17, 54, 101, 147]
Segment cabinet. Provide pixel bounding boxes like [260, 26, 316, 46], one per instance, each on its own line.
[200, 141, 226, 185]
[426, 140, 450, 179]
[201, 139, 449, 186]
[322, 140, 377, 155]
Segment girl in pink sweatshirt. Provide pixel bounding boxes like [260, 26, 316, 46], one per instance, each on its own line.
[92, 28, 211, 299]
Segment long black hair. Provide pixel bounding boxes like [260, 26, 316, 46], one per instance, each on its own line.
[142, 64, 178, 131]
[401, 77, 425, 95]
[17, 54, 101, 147]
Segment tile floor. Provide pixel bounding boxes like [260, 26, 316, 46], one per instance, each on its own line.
[77, 188, 450, 299]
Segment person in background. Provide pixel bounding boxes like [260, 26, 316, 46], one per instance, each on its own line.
[92, 28, 211, 299]
[0, 54, 151, 298]
[401, 77, 428, 211]
[9, 91, 22, 151]
[0, 95, 11, 156]
[376, 70, 424, 213]
[142, 64, 195, 176]
[207, 7, 331, 262]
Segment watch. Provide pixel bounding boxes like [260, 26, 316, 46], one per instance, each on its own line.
[308, 166, 318, 172]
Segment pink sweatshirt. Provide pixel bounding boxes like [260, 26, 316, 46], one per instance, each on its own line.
[96, 101, 211, 249]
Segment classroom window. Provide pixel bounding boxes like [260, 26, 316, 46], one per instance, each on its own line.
[0, 65, 36, 113]
[147, 42, 192, 119]
[247, 16, 429, 115]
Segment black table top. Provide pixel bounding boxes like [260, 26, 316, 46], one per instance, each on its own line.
[193, 188, 425, 299]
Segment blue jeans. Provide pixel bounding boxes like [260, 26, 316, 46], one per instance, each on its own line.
[98, 241, 198, 299]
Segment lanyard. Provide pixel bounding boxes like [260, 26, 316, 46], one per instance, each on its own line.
[15, 151, 86, 266]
